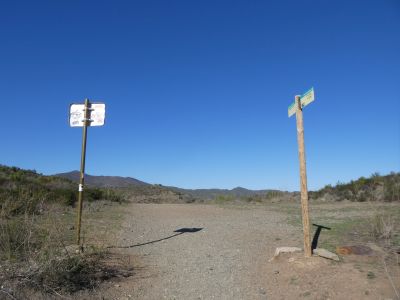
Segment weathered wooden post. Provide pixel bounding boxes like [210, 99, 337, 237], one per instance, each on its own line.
[288, 88, 315, 257]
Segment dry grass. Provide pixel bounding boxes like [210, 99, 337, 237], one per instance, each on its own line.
[0, 202, 134, 299]
[370, 214, 396, 242]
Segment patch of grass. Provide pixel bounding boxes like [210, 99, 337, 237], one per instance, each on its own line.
[308, 202, 400, 253]
[354, 264, 364, 272]
[302, 291, 311, 297]
[289, 276, 298, 285]
[215, 195, 235, 203]
[367, 271, 376, 279]
[267, 202, 303, 226]
[314, 216, 375, 253]
[370, 214, 396, 241]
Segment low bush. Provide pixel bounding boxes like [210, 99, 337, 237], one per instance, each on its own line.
[310, 172, 400, 202]
[369, 214, 397, 243]
[28, 252, 109, 294]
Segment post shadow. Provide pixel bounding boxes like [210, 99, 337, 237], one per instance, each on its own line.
[311, 223, 331, 251]
[108, 227, 203, 249]
[174, 228, 203, 233]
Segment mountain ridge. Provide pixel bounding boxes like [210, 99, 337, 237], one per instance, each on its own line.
[54, 171, 149, 188]
[54, 171, 283, 199]
[53, 170, 400, 202]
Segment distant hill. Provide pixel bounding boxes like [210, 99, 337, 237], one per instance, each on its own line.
[54, 169, 400, 202]
[54, 172, 283, 199]
[169, 186, 287, 200]
[53, 171, 198, 204]
[53, 171, 290, 201]
[54, 171, 149, 188]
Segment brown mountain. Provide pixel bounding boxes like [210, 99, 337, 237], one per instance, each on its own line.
[54, 171, 148, 188]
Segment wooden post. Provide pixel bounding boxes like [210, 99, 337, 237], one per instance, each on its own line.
[295, 95, 312, 257]
[76, 98, 90, 246]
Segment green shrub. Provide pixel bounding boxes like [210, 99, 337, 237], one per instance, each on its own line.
[52, 189, 78, 206]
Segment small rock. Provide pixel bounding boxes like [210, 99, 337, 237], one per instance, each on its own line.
[68, 225, 74, 230]
[114, 284, 120, 288]
[64, 244, 80, 254]
[314, 248, 340, 261]
[269, 246, 302, 261]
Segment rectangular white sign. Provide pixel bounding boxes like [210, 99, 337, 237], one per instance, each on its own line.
[69, 103, 106, 127]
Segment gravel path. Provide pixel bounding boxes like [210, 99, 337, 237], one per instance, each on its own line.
[112, 203, 300, 300]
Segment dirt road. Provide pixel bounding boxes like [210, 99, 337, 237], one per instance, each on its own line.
[97, 203, 396, 300]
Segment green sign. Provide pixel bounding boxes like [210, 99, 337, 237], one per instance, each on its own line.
[288, 87, 315, 118]
[300, 87, 315, 108]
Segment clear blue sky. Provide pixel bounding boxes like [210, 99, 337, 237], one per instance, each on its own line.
[1, 0, 399, 190]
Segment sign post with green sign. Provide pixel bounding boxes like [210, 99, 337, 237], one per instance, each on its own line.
[288, 88, 315, 257]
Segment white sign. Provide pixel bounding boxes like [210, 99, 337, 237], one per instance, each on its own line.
[300, 88, 315, 108]
[69, 103, 106, 127]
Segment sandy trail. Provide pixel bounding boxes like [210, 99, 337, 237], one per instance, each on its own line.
[96, 203, 396, 300]
[111, 203, 296, 300]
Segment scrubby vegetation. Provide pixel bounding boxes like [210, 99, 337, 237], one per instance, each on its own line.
[310, 172, 400, 202]
[1, 165, 398, 297]
[119, 184, 197, 203]
[241, 191, 288, 203]
[209, 172, 400, 204]
[0, 165, 125, 216]
[0, 165, 129, 298]
[214, 191, 290, 203]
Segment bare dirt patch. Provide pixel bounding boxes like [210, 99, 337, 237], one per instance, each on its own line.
[265, 252, 394, 300]
[93, 202, 399, 300]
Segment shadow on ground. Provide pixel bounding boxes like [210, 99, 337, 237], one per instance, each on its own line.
[311, 223, 331, 251]
[108, 227, 203, 249]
